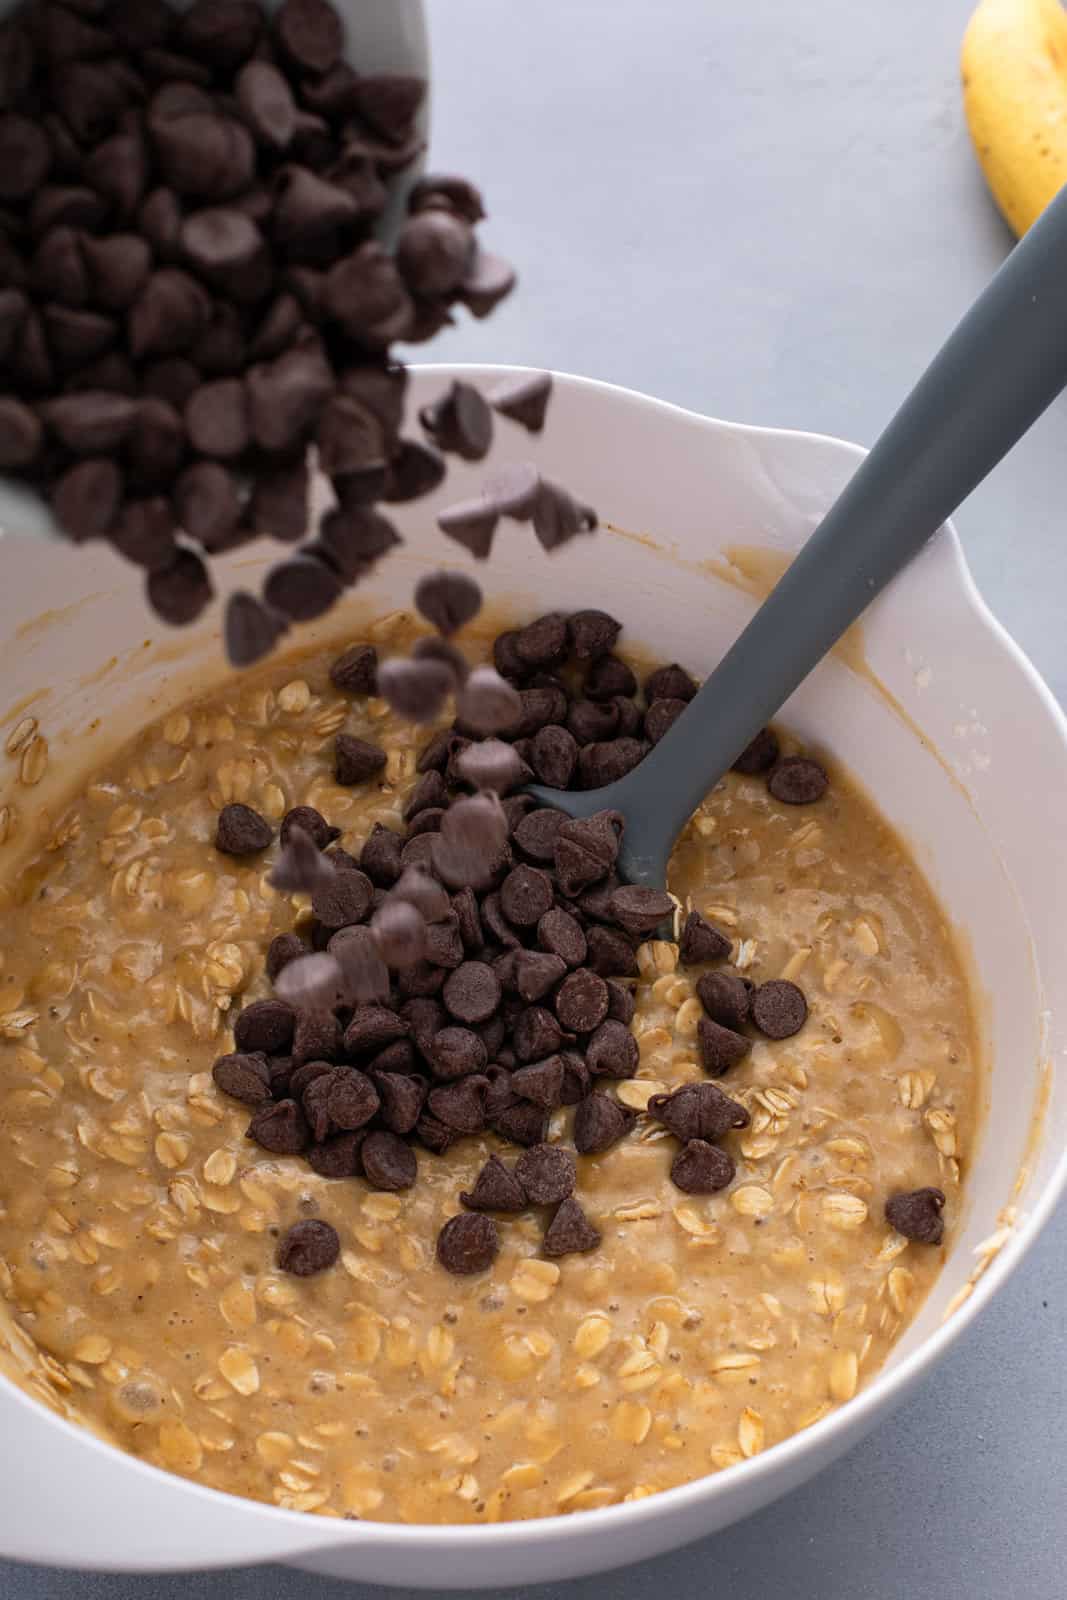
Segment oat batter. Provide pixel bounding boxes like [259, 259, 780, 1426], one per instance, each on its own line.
[0, 613, 978, 1523]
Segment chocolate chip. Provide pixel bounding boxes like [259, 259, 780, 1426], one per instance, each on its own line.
[215, 802, 273, 856]
[263, 553, 342, 623]
[514, 1142, 574, 1204]
[551, 967, 607, 1033]
[234, 997, 295, 1054]
[377, 657, 454, 724]
[440, 960, 501, 1026]
[697, 1017, 751, 1076]
[311, 866, 372, 929]
[129, 269, 211, 360]
[108, 498, 176, 574]
[267, 932, 306, 982]
[509, 685, 565, 739]
[885, 1186, 946, 1245]
[248, 1096, 310, 1153]
[542, 1196, 600, 1257]
[371, 1070, 426, 1135]
[679, 911, 732, 965]
[327, 1067, 379, 1129]
[436, 1211, 498, 1275]
[219, 562, 281, 649]
[342, 1004, 408, 1055]
[291, 1007, 342, 1066]
[610, 885, 675, 936]
[52, 458, 122, 541]
[577, 737, 647, 790]
[482, 460, 540, 521]
[0, 113, 51, 202]
[148, 543, 216, 624]
[460, 1154, 526, 1212]
[334, 734, 386, 786]
[414, 570, 482, 637]
[585, 656, 636, 700]
[247, 342, 333, 452]
[330, 642, 377, 696]
[392, 865, 450, 922]
[0, 398, 42, 470]
[424, 913, 464, 968]
[529, 724, 577, 789]
[302, 1069, 340, 1141]
[563, 609, 617, 661]
[584, 1018, 639, 1079]
[490, 1100, 549, 1147]
[368, 1039, 416, 1075]
[416, 1111, 459, 1155]
[573, 1092, 634, 1155]
[697, 971, 750, 1029]
[409, 172, 485, 222]
[288, 1061, 331, 1101]
[212, 1050, 271, 1105]
[514, 950, 567, 1003]
[431, 1025, 487, 1081]
[274, 951, 342, 1010]
[566, 699, 620, 745]
[531, 480, 597, 551]
[359, 823, 402, 887]
[427, 1074, 487, 1134]
[643, 663, 696, 704]
[488, 370, 551, 432]
[372, 898, 427, 968]
[419, 379, 492, 461]
[506, 809, 559, 867]
[394, 209, 473, 297]
[513, 1005, 564, 1064]
[733, 727, 779, 774]
[307, 1130, 365, 1178]
[448, 887, 483, 952]
[235, 59, 296, 148]
[280, 806, 339, 852]
[175, 461, 241, 549]
[644, 696, 687, 746]
[648, 1081, 749, 1141]
[405, 806, 445, 841]
[767, 756, 829, 805]
[553, 1051, 587, 1105]
[510, 1055, 563, 1109]
[530, 914, 584, 977]
[495, 864, 551, 929]
[750, 979, 808, 1039]
[277, 1218, 339, 1276]
[672, 1139, 735, 1194]
[179, 0, 263, 67]
[605, 979, 635, 1024]
[585, 925, 637, 979]
[361, 1129, 417, 1191]
[455, 666, 521, 737]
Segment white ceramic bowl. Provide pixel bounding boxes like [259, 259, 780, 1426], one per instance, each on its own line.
[0, 367, 1065, 1587]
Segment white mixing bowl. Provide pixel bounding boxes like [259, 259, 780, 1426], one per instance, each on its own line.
[0, 367, 1064, 1587]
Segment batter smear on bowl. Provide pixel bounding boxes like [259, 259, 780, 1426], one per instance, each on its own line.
[0, 609, 979, 1522]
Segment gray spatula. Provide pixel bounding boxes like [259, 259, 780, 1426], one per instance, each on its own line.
[528, 184, 1067, 886]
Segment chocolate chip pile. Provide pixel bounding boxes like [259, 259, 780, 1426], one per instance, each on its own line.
[0, 0, 586, 659]
[208, 607, 846, 1277]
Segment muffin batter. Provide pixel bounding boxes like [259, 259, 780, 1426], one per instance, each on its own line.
[0, 612, 978, 1522]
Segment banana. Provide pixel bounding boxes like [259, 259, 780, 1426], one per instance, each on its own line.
[962, 0, 1067, 235]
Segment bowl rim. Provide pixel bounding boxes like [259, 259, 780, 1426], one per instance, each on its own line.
[2, 363, 1065, 1566]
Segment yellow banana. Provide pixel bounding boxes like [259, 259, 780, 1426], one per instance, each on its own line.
[962, 0, 1067, 234]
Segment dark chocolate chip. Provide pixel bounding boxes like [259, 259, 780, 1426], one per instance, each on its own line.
[184, 378, 249, 460]
[291, 1008, 342, 1066]
[372, 897, 427, 968]
[129, 269, 210, 359]
[460, 1154, 526, 1212]
[584, 1018, 639, 1078]
[307, 1130, 365, 1178]
[513, 613, 565, 669]
[513, 1004, 563, 1064]
[409, 172, 485, 223]
[604, 979, 635, 1024]
[767, 756, 829, 805]
[311, 866, 373, 929]
[644, 664, 697, 704]
[577, 737, 647, 790]
[0, 398, 42, 470]
[483, 460, 540, 521]
[585, 925, 638, 979]
[263, 553, 342, 624]
[414, 570, 483, 639]
[535, 906, 588, 971]
[542, 1195, 600, 1257]
[215, 802, 273, 856]
[499, 864, 554, 929]
[427, 1074, 488, 1134]
[514, 1142, 575, 1204]
[442, 960, 501, 1025]
[566, 698, 620, 745]
[558, 1050, 590, 1105]
[419, 379, 492, 461]
[359, 822, 402, 887]
[529, 724, 578, 789]
[273, 951, 342, 1008]
[647, 1082, 749, 1140]
[567, 609, 620, 660]
[334, 733, 386, 787]
[330, 642, 377, 696]
[248, 1096, 310, 1153]
[553, 813, 620, 896]
[281, 806, 340, 851]
[511, 807, 563, 865]
[555, 968, 609, 1033]
[679, 910, 732, 965]
[212, 1050, 271, 1105]
[514, 950, 567, 1004]
[326, 1067, 379, 1131]
[490, 1100, 549, 1147]
[585, 655, 637, 700]
[431, 1025, 487, 1081]
[395, 209, 473, 297]
[610, 885, 675, 936]
[697, 1017, 751, 1076]
[510, 1055, 564, 1109]
[370, 1071, 426, 1136]
[733, 727, 780, 774]
[415, 1111, 459, 1155]
[488, 370, 551, 433]
[644, 696, 687, 746]
[274, 0, 343, 73]
[750, 979, 808, 1039]
[246, 341, 333, 451]
[671, 1139, 735, 1194]
[436, 1211, 498, 1275]
[176, 462, 242, 549]
[377, 657, 454, 724]
[343, 1003, 408, 1055]
[381, 437, 446, 504]
[697, 971, 751, 1030]
[267, 932, 306, 982]
[361, 1129, 417, 1191]
[234, 998, 295, 1054]
[235, 59, 296, 148]
[574, 1092, 635, 1154]
[451, 886, 484, 951]
[885, 1186, 946, 1245]
[531, 480, 596, 551]
[277, 1217, 339, 1275]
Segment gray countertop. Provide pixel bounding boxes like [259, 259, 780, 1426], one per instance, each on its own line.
[4, 0, 1065, 1594]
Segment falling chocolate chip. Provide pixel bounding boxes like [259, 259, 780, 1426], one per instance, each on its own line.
[750, 979, 808, 1039]
[489, 370, 551, 433]
[372, 898, 427, 968]
[436, 1211, 498, 1275]
[224, 593, 286, 668]
[671, 1139, 735, 1195]
[277, 1218, 339, 1276]
[377, 657, 454, 724]
[215, 802, 273, 856]
[885, 1187, 946, 1245]
[414, 570, 482, 636]
[274, 952, 343, 1011]
[767, 756, 829, 805]
[419, 379, 492, 461]
[543, 1196, 600, 1257]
